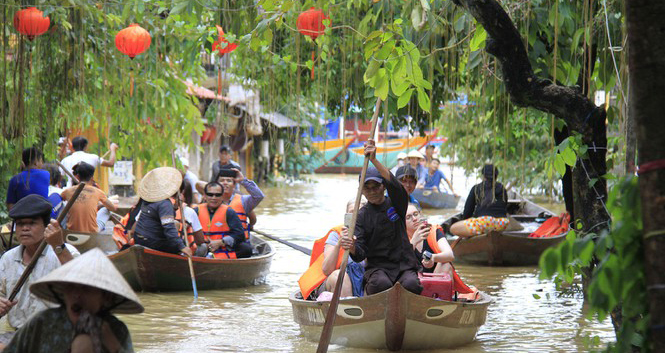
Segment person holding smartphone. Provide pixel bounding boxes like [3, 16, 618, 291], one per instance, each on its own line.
[405, 203, 454, 276]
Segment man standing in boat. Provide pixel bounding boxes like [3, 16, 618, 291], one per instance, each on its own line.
[340, 139, 423, 296]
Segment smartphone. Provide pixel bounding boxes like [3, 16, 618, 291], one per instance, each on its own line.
[423, 250, 433, 261]
[344, 213, 353, 227]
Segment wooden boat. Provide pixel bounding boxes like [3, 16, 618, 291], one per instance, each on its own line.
[289, 283, 492, 351]
[0, 224, 19, 256]
[442, 194, 566, 266]
[109, 235, 274, 292]
[412, 189, 461, 209]
[64, 230, 119, 254]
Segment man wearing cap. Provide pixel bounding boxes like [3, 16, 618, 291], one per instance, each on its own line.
[0, 195, 81, 337]
[394, 165, 421, 208]
[406, 150, 427, 186]
[3, 249, 142, 352]
[210, 145, 241, 181]
[133, 167, 193, 257]
[389, 152, 407, 175]
[340, 139, 423, 296]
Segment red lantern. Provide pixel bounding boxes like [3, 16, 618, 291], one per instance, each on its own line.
[212, 25, 237, 56]
[115, 24, 151, 59]
[13, 7, 50, 41]
[297, 8, 328, 79]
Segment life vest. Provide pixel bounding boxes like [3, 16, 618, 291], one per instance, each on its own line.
[298, 225, 345, 299]
[426, 225, 474, 294]
[229, 194, 249, 240]
[112, 213, 132, 249]
[170, 199, 195, 246]
[197, 203, 237, 259]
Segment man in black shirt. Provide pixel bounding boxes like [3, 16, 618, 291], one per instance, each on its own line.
[341, 139, 423, 295]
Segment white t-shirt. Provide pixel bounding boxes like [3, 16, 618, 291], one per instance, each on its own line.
[60, 151, 102, 186]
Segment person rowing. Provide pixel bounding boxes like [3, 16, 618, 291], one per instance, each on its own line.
[339, 139, 423, 296]
[193, 182, 251, 259]
[419, 155, 457, 195]
[3, 249, 143, 352]
[132, 167, 193, 257]
[59, 136, 118, 187]
[0, 195, 80, 347]
[405, 203, 454, 277]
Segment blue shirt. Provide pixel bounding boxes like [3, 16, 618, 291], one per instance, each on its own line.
[6, 169, 50, 205]
[424, 170, 447, 191]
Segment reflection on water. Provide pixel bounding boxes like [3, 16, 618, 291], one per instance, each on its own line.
[120, 173, 613, 352]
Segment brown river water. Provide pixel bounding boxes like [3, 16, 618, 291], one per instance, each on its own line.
[69, 173, 618, 351]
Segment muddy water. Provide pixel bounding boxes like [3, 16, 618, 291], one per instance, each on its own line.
[120, 172, 614, 352]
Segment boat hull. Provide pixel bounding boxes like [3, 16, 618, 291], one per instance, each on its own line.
[444, 194, 566, 266]
[109, 236, 274, 292]
[64, 230, 119, 254]
[412, 189, 460, 209]
[289, 284, 491, 351]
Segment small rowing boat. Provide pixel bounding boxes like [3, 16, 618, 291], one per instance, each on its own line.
[443, 194, 566, 266]
[289, 283, 491, 351]
[109, 235, 274, 292]
[412, 189, 461, 209]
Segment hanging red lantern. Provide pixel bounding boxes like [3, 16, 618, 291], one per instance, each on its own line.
[13, 7, 50, 41]
[115, 24, 151, 59]
[297, 8, 328, 80]
[212, 25, 237, 56]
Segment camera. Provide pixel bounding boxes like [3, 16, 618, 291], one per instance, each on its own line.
[423, 250, 433, 261]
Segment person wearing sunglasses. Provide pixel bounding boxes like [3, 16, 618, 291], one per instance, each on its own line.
[193, 182, 251, 259]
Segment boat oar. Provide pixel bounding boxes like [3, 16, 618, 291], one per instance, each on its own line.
[316, 98, 382, 353]
[252, 229, 311, 256]
[56, 160, 80, 184]
[1, 182, 86, 317]
[172, 152, 198, 299]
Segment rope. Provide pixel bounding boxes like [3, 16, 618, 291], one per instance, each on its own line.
[644, 229, 665, 239]
[638, 158, 665, 175]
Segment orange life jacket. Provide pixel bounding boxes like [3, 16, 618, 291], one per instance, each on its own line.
[169, 199, 195, 246]
[229, 194, 250, 240]
[298, 225, 345, 299]
[112, 213, 132, 249]
[427, 225, 474, 294]
[197, 203, 237, 259]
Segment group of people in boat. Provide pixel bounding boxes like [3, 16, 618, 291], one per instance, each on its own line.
[300, 140, 509, 301]
[390, 144, 457, 195]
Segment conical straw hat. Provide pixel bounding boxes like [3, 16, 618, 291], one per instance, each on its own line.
[30, 249, 144, 314]
[407, 150, 425, 159]
[138, 167, 182, 202]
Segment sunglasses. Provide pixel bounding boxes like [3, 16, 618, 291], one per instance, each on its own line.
[206, 192, 223, 197]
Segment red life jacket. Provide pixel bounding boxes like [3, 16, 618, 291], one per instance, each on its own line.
[298, 225, 345, 299]
[197, 203, 237, 259]
[229, 194, 250, 240]
[426, 225, 474, 294]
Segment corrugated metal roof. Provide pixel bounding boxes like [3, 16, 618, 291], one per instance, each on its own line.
[259, 111, 311, 128]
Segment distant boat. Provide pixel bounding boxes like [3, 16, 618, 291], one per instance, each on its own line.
[412, 189, 460, 209]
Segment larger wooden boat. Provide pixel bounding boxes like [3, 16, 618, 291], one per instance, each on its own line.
[412, 189, 461, 209]
[109, 235, 274, 292]
[443, 194, 566, 266]
[289, 283, 491, 351]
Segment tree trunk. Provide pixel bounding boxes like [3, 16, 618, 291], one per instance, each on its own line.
[626, 1, 665, 349]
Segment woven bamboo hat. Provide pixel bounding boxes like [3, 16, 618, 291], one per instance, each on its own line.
[407, 150, 425, 159]
[138, 167, 182, 202]
[30, 249, 143, 314]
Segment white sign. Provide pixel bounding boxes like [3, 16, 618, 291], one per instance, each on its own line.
[109, 161, 134, 185]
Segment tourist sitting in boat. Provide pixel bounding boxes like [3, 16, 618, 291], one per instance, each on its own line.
[450, 164, 509, 238]
[340, 139, 423, 296]
[3, 249, 143, 353]
[6, 147, 49, 211]
[42, 163, 65, 219]
[61, 162, 117, 233]
[0, 195, 80, 345]
[60, 136, 118, 187]
[298, 198, 367, 300]
[133, 167, 193, 257]
[395, 165, 421, 208]
[405, 203, 454, 277]
[194, 182, 252, 259]
[389, 152, 407, 175]
[420, 155, 457, 195]
[210, 145, 241, 181]
[406, 150, 427, 186]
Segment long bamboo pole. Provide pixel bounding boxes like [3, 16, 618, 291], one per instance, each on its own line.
[316, 98, 382, 353]
[172, 152, 198, 299]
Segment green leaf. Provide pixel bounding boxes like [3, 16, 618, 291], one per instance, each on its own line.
[392, 80, 410, 97]
[375, 70, 389, 100]
[554, 154, 566, 176]
[171, 1, 188, 15]
[397, 88, 413, 108]
[532, 293, 541, 300]
[561, 147, 577, 166]
[364, 60, 381, 83]
[469, 25, 487, 51]
[417, 88, 430, 112]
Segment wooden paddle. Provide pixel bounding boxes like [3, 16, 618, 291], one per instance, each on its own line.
[1, 182, 86, 315]
[252, 229, 311, 256]
[172, 151, 199, 300]
[316, 98, 382, 353]
[56, 160, 79, 184]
